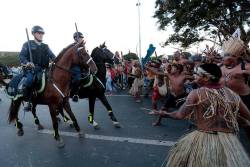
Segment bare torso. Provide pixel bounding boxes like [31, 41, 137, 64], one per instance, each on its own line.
[220, 65, 250, 96]
[168, 74, 186, 96]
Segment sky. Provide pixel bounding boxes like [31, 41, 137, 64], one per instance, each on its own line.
[0, 0, 180, 57]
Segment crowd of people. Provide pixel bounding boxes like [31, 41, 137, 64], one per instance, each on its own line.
[0, 24, 250, 166]
[103, 39, 250, 166]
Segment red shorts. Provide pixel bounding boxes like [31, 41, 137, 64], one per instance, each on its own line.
[152, 86, 161, 101]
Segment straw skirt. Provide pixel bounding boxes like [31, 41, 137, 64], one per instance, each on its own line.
[129, 78, 143, 96]
[166, 130, 250, 167]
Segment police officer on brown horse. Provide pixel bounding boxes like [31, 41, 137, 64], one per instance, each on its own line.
[19, 25, 56, 111]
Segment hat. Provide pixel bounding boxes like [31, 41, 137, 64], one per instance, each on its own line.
[222, 37, 247, 57]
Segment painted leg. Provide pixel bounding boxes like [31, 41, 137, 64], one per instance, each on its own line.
[152, 110, 169, 126]
[152, 115, 163, 126]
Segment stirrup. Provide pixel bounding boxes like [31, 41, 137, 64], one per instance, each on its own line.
[72, 95, 79, 102]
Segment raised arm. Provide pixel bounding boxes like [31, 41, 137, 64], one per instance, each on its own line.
[164, 90, 198, 120]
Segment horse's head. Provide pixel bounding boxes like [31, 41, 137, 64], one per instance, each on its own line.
[95, 42, 115, 65]
[73, 42, 97, 74]
[55, 42, 97, 75]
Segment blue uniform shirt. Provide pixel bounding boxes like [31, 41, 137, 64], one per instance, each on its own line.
[19, 40, 56, 67]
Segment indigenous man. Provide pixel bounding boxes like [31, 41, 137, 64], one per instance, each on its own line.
[220, 54, 250, 109]
[153, 64, 193, 126]
[129, 61, 143, 102]
[219, 39, 250, 139]
[162, 63, 250, 167]
[145, 59, 168, 115]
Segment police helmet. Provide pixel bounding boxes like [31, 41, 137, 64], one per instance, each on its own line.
[73, 32, 84, 40]
[31, 25, 45, 34]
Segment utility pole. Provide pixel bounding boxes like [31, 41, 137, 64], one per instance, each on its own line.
[136, 0, 142, 64]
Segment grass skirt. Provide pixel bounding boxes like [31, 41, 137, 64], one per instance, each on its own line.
[166, 130, 250, 167]
[129, 78, 143, 96]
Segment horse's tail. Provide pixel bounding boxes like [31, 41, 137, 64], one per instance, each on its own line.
[8, 99, 21, 123]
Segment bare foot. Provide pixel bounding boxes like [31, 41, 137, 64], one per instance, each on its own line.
[152, 121, 161, 126]
[148, 110, 158, 115]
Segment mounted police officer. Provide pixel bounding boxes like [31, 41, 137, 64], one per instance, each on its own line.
[19, 25, 56, 111]
[71, 32, 85, 102]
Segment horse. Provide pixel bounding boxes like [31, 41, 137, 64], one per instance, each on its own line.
[7, 42, 97, 148]
[58, 43, 121, 129]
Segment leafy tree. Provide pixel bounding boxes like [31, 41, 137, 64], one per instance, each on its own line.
[0, 52, 20, 66]
[154, 0, 250, 47]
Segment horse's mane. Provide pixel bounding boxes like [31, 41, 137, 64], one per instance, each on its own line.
[91, 47, 104, 58]
[54, 43, 75, 63]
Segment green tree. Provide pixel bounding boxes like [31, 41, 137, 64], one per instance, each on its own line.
[154, 0, 250, 47]
[0, 52, 20, 66]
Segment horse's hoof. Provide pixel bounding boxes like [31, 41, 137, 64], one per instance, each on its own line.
[37, 124, 44, 130]
[17, 129, 24, 136]
[78, 132, 85, 138]
[113, 122, 121, 128]
[92, 121, 100, 130]
[65, 120, 74, 128]
[56, 139, 65, 148]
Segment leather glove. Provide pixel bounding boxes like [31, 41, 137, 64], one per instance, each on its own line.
[26, 62, 35, 68]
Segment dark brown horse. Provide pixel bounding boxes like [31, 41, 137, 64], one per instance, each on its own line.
[8, 42, 97, 148]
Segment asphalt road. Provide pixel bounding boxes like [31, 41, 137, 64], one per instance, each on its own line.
[0, 90, 249, 167]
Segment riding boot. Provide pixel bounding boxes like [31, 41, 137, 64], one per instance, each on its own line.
[71, 81, 80, 102]
[23, 86, 32, 112]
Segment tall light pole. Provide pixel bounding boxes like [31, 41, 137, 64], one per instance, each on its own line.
[136, 0, 142, 63]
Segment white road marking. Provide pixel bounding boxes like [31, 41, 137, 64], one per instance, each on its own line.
[38, 129, 176, 147]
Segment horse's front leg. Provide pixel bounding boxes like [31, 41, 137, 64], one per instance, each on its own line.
[88, 96, 100, 129]
[98, 95, 121, 128]
[63, 100, 83, 138]
[49, 104, 65, 148]
[31, 103, 44, 130]
[8, 99, 23, 136]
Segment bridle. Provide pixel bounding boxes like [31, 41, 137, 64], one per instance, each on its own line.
[49, 44, 94, 98]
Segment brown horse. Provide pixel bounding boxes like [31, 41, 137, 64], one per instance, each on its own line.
[8, 42, 97, 148]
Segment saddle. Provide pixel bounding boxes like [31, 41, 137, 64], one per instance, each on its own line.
[5, 71, 46, 100]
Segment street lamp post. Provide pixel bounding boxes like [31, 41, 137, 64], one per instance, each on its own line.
[136, 0, 142, 63]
